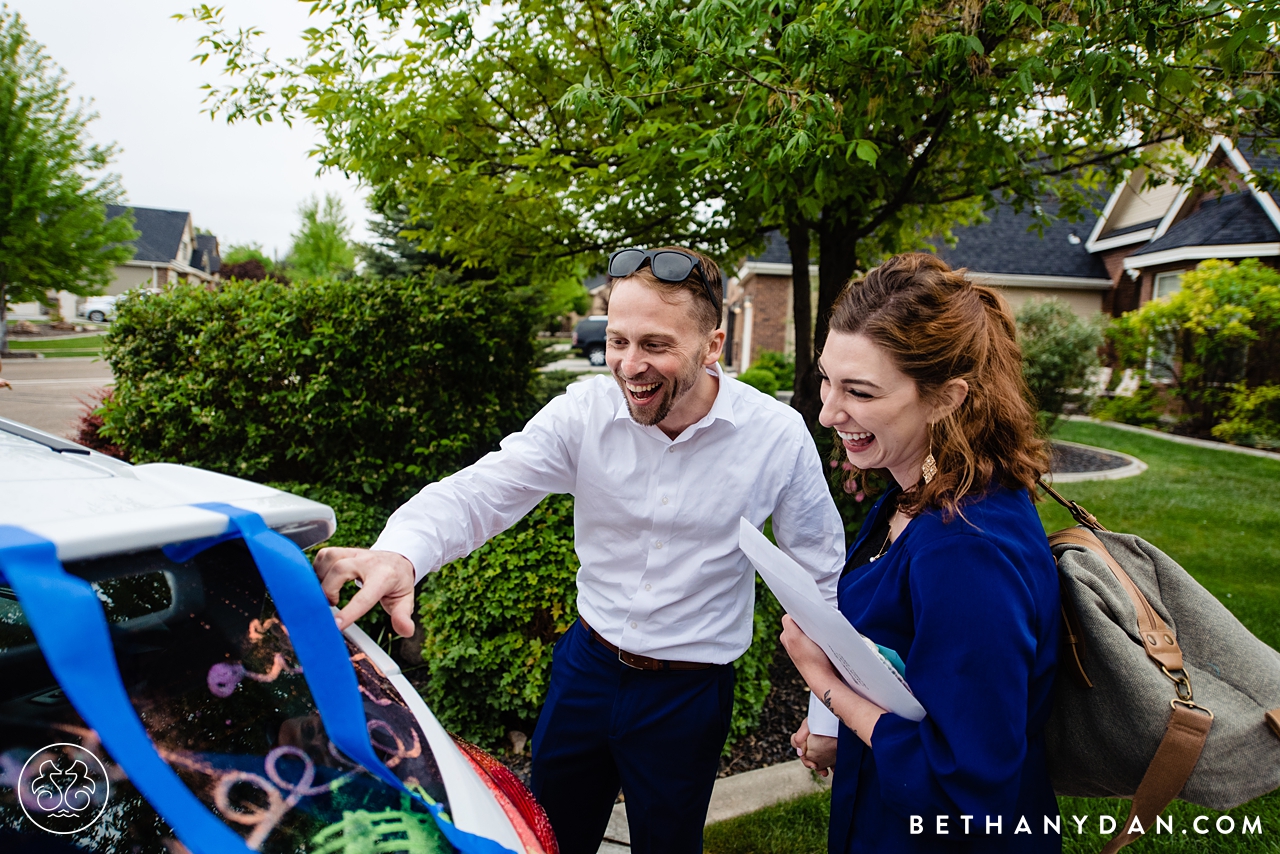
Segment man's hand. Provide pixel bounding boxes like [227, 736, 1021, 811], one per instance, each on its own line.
[313, 548, 417, 637]
[791, 717, 838, 777]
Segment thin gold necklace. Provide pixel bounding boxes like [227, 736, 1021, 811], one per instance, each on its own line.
[869, 530, 892, 562]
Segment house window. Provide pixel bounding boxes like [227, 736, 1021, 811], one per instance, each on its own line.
[1153, 271, 1183, 300]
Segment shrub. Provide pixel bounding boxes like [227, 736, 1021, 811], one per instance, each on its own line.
[1090, 383, 1167, 428]
[1212, 383, 1280, 448]
[99, 273, 544, 504]
[1015, 298, 1104, 430]
[737, 367, 780, 398]
[751, 350, 796, 391]
[1108, 258, 1280, 437]
[72, 387, 128, 459]
[415, 492, 788, 752]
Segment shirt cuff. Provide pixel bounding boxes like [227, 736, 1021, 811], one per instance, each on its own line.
[370, 531, 430, 584]
[808, 693, 840, 737]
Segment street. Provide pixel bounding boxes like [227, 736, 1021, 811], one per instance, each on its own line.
[0, 356, 114, 438]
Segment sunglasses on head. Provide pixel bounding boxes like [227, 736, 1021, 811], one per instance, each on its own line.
[607, 248, 721, 318]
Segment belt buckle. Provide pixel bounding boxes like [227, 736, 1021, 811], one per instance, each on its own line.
[619, 649, 658, 671]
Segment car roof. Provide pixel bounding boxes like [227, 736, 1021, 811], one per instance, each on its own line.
[0, 417, 335, 562]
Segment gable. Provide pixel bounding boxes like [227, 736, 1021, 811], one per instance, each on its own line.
[106, 204, 191, 264]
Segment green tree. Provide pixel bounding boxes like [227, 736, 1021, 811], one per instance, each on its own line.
[184, 0, 1280, 422]
[0, 8, 136, 354]
[1109, 258, 1280, 436]
[285, 192, 356, 280]
[222, 241, 275, 270]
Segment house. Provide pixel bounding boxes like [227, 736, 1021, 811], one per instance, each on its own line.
[723, 232, 816, 372]
[102, 204, 221, 295]
[1086, 137, 1280, 311]
[7, 205, 221, 323]
[722, 135, 1280, 369]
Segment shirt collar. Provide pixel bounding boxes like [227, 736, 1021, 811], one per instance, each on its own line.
[611, 362, 738, 438]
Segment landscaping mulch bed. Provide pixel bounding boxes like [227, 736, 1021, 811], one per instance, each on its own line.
[1050, 440, 1131, 473]
[718, 653, 810, 778]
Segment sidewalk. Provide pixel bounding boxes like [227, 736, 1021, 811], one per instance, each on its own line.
[0, 356, 113, 437]
[596, 760, 831, 853]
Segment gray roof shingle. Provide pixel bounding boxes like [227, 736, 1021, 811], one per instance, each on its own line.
[194, 233, 221, 274]
[105, 204, 190, 264]
[1130, 192, 1279, 256]
[934, 197, 1109, 279]
[748, 230, 794, 265]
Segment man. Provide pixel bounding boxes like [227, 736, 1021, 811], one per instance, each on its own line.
[314, 247, 843, 854]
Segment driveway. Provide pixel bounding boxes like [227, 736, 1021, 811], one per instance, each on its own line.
[0, 356, 114, 438]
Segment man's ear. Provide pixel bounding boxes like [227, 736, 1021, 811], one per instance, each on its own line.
[931, 378, 969, 421]
[704, 328, 727, 366]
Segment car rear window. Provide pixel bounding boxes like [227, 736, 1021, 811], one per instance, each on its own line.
[0, 540, 456, 854]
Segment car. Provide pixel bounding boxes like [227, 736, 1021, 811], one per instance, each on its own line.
[0, 416, 557, 854]
[78, 295, 122, 323]
[571, 316, 608, 367]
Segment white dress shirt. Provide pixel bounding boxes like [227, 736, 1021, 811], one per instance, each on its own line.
[373, 364, 845, 733]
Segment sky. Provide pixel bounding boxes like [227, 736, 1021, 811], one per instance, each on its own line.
[7, 0, 372, 261]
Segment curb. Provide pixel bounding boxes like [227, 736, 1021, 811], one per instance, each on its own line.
[1063, 415, 1280, 462]
[596, 760, 831, 852]
[1047, 440, 1147, 483]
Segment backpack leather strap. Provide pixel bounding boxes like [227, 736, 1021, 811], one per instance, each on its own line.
[1100, 704, 1213, 853]
[1048, 527, 1184, 672]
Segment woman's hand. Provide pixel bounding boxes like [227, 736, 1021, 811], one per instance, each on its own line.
[780, 614, 841, 689]
[780, 614, 889, 748]
[791, 717, 838, 777]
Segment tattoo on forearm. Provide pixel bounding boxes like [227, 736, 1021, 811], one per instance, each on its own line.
[823, 688, 854, 732]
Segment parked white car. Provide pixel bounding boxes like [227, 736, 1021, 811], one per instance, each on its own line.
[78, 294, 122, 323]
[0, 417, 556, 854]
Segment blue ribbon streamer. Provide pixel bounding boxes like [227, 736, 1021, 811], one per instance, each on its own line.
[1, 505, 517, 854]
[0, 525, 252, 854]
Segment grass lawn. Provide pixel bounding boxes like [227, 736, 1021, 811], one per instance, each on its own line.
[704, 420, 1280, 853]
[6, 332, 106, 358]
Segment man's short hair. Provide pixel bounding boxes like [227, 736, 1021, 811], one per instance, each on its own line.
[606, 246, 723, 333]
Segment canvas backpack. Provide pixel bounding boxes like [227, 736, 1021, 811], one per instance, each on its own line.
[1039, 481, 1280, 853]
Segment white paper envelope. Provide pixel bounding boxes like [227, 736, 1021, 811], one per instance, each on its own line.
[739, 517, 926, 722]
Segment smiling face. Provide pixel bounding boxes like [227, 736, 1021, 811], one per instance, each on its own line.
[605, 276, 723, 431]
[818, 331, 943, 490]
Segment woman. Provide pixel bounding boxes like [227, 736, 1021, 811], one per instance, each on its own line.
[782, 253, 1061, 852]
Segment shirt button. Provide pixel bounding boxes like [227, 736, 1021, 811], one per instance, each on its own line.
[645, 583, 652, 591]
[668, 446, 676, 453]
[631, 621, 638, 629]
[655, 541, 663, 549]
[661, 496, 669, 505]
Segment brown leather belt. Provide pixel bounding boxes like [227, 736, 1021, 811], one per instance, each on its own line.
[579, 617, 713, 671]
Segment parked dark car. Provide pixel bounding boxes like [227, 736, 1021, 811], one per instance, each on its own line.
[571, 316, 608, 367]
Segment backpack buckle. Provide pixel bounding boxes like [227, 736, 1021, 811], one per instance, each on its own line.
[1171, 697, 1214, 720]
[1161, 665, 1194, 701]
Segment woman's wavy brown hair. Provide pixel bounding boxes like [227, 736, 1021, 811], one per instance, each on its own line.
[827, 252, 1049, 519]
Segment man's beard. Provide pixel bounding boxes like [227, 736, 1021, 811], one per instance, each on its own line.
[619, 356, 704, 427]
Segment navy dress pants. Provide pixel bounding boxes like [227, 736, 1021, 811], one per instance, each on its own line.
[530, 620, 736, 854]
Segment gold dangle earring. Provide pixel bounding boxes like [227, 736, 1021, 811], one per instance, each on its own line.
[921, 432, 937, 486]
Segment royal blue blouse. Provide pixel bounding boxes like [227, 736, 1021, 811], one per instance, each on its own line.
[828, 484, 1061, 853]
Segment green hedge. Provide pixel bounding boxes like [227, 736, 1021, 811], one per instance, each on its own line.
[100, 273, 544, 503]
[414, 492, 785, 751]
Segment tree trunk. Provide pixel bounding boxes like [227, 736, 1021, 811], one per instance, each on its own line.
[788, 213, 860, 427]
[0, 281, 8, 357]
[786, 221, 820, 426]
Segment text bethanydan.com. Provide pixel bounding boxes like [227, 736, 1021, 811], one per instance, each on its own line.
[909, 814, 1263, 836]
